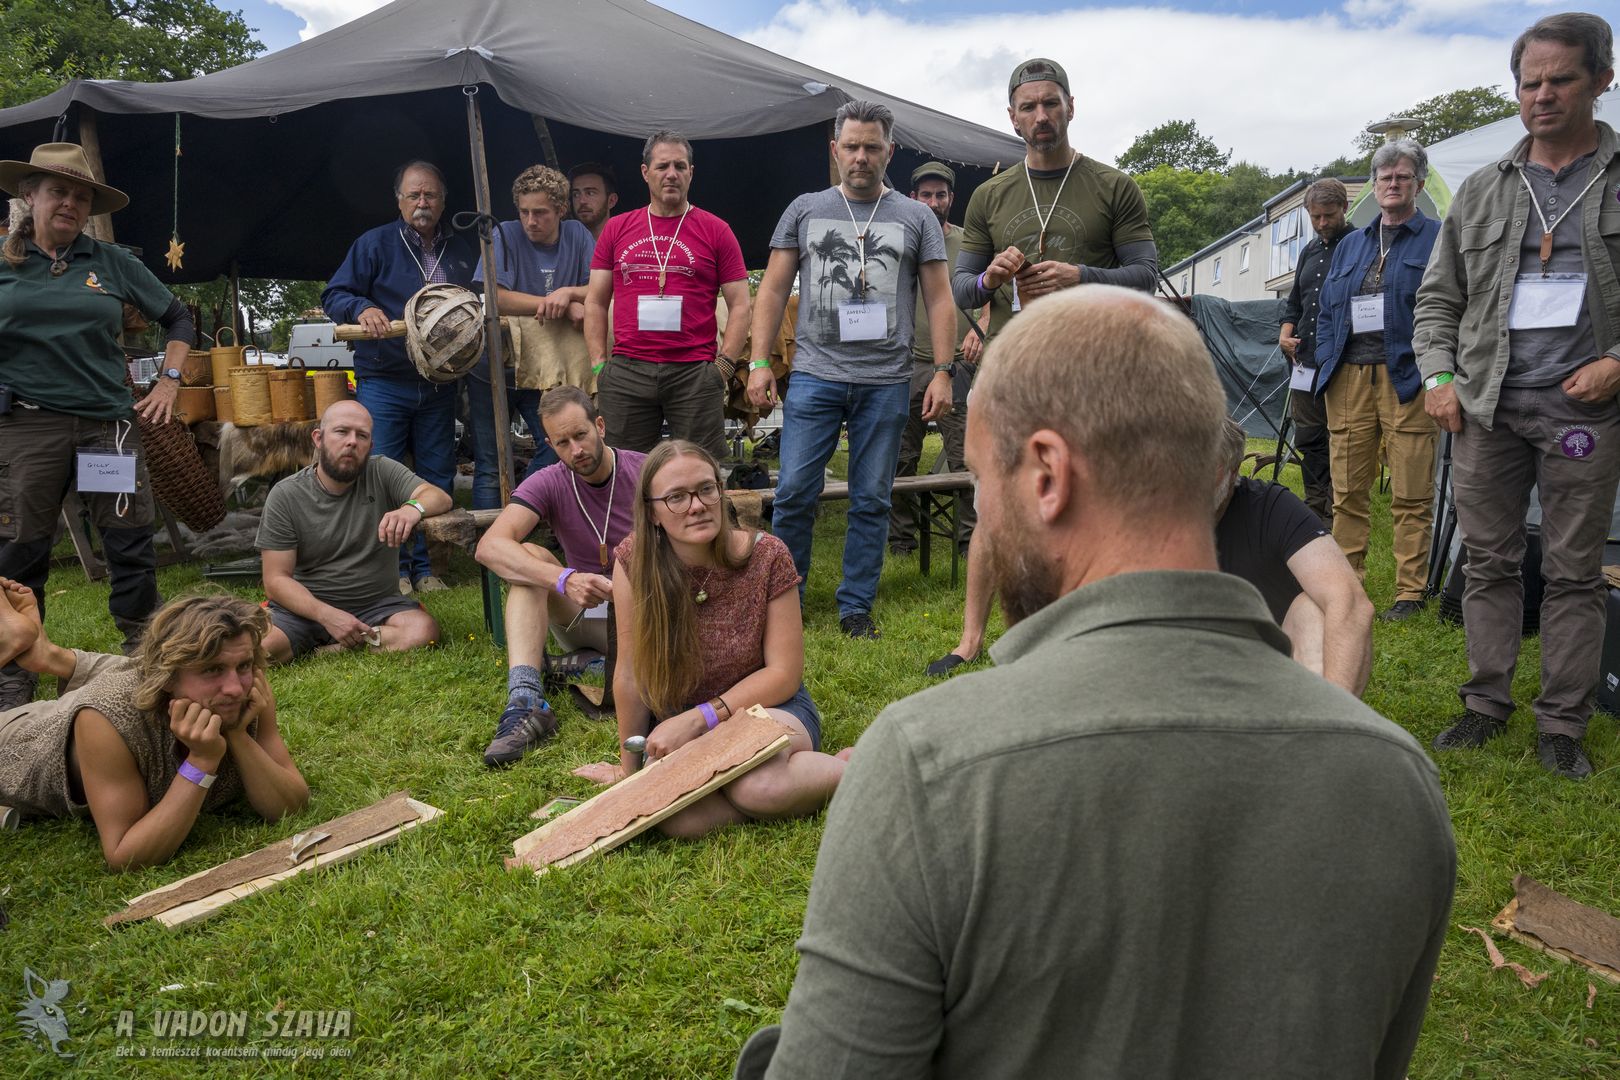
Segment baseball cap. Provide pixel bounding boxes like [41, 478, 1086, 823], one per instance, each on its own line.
[1008, 58, 1070, 99]
[910, 161, 956, 189]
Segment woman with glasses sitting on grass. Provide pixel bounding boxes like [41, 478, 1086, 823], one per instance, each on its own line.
[573, 440, 849, 836]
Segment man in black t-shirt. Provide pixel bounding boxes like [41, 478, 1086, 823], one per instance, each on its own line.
[1215, 420, 1373, 695]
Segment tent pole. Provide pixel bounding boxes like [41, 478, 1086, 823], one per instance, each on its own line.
[530, 116, 561, 171]
[75, 108, 115, 244]
[467, 86, 515, 504]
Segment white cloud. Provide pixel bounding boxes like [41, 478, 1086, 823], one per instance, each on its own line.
[267, 0, 389, 41]
[742, 1, 1522, 171]
[264, 0, 1527, 171]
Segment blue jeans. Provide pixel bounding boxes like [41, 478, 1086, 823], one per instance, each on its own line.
[466, 374, 557, 510]
[356, 375, 458, 581]
[773, 371, 909, 619]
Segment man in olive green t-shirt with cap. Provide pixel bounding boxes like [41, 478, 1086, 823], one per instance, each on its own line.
[928, 57, 1160, 677]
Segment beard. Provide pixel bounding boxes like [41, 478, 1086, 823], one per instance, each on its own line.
[986, 509, 1063, 627]
[318, 444, 367, 483]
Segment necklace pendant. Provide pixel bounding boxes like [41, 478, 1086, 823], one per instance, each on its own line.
[658, 270, 666, 293]
[1539, 231, 1554, 269]
[695, 588, 708, 604]
[599, 542, 609, 570]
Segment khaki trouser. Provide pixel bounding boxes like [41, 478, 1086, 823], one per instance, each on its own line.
[1452, 384, 1620, 737]
[1323, 363, 1436, 600]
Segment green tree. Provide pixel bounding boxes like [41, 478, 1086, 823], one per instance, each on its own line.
[1352, 85, 1518, 157]
[167, 278, 325, 353]
[1135, 162, 1300, 268]
[1117, 119, 1229, 174]
[0, 0, 264, 108]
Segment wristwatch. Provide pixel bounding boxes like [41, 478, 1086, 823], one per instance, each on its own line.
[160, 367, 182, 382]
[933, 362, 955, 376]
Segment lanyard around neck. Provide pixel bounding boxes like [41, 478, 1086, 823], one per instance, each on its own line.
[646, 206, 690, 295]
[839, 187, 887, 294]
[1519, 165, 1603, 275]
[1024, 152, 1078, 260]
[399, 227, 443, 283]
[570, 448, 617, 570]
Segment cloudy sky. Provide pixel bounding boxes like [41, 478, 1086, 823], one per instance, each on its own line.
[223, 0, 1549, 172]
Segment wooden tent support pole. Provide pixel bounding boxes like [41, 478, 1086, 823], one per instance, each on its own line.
[467, 87, 514, 504]
[530, 116, 561, 171]
[76, 107, 115, 244]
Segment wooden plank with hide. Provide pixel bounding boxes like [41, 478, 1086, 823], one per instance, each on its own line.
[507, 706, 792, 874]
[106, 792, 442, 929]
[1490, 875, 1620, 985]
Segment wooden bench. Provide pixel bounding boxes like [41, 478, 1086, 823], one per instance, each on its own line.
[739, 471, 976, 586]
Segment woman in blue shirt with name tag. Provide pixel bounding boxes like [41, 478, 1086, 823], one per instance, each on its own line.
[1312, 138, 1441, 623]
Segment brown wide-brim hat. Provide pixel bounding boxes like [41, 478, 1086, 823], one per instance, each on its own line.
[0, 142, 129, 215]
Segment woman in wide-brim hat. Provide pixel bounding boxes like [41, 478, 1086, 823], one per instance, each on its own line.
[0, 142, 197, 710]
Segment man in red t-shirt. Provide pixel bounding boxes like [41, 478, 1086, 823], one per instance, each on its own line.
[584, 131, 751, 461]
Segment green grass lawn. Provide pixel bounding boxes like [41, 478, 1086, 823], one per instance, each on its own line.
[3, 440, 1619, 1077]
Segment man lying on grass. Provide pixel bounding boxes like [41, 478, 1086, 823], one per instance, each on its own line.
[0, 582, 308, 870]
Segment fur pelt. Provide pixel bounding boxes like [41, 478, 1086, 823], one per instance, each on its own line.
[216, 420, 317, 493]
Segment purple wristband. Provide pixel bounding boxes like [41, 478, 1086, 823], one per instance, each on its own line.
[177, 760, 214, 788]
[555, 568, 575, 596]
[698, 701, 720, 730]
[977, 270, 988, 293]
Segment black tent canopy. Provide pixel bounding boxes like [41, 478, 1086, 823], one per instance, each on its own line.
[0, 0, 1023, 282]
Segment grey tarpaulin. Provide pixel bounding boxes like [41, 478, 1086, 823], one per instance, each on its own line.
[1189, 294, 1290, 438]
[0, 0, 1022, 283]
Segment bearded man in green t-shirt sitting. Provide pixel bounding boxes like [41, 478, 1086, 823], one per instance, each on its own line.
[255, 401, 452, 664]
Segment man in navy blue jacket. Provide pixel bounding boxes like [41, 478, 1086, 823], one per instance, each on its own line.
[1313, 140, 1441, 622]
[322, 160, 477, 593]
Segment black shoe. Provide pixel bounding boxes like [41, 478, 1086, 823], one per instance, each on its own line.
[482, 702, 558, 767]
[0, 667, 38, 713]
[925, 652, 968, 677]
[1432, 709, 1506, 751]
[1537, 733, 1593, 780]
[840, 613, 880, 639]
[888, 542, 916, 557]
[1380, 599, 1426, 622]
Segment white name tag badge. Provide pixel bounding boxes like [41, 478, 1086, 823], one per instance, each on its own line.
[838, 301, 887, 342]
[1508, 273, 1587, 330]
[636, 294, 683, 332]
[1009, 279, 1022, 313]
[1289, 363, 1315, 392]
[1350, 294, 1384, 334]
[76, 450, 138, 494]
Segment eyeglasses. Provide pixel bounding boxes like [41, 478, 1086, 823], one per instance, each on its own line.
[402, 190, 444, 203]
[1375, 174, 1416, 187]
[646, 481, 721, 514]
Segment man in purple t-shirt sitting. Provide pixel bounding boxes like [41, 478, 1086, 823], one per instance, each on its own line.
[474, 387, 646, 766]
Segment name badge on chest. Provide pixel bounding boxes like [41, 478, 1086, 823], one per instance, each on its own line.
[637, 294, 683, 332]
[838, 302, 887, 342]
[76, 450, 138, 493]
[1350, 294, 1384, 335]
[1507, 273, 1586, 330]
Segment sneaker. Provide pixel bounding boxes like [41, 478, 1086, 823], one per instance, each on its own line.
[413, 575, 450, 593]
[1432, 709, 1506, 751]
[1380, 599, 1426, 622]
[840, 612, 880, 639]
[482, 702, 559, 767]
[1537, 733, 1593, 780]
[0, 666, 38, 713]
[398, 577, 414, 596]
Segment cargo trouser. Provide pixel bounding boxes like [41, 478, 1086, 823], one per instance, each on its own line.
[1323, 362, 1436, 601]
[1451, 384, 1620, 737]
[596, 355, 727, 462]
[1289, 385, 1333, 525]
[0, 406, 161, 636]
[889, 359, 975, 551]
